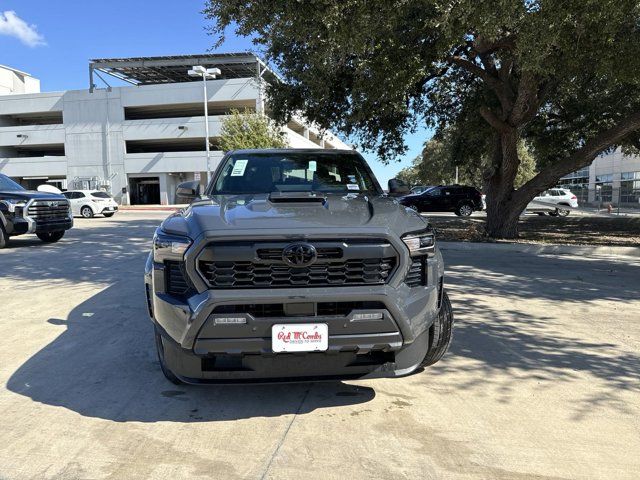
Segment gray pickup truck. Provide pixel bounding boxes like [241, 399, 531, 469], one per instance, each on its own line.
[145, 149, 453, 384]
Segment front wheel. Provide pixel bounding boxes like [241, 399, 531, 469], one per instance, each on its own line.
[103, 212, 116, 218]
[420, 291, 454, 367]
[0, 223, 8, 249]
[456, 203, 473, 216]
[36, 231, 65, 243]
[557, 208, 570, 217]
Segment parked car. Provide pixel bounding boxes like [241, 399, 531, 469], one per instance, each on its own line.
[0, 173, 73, 248]
[62, 190, 119, 218]
[526, 188, 578, 216]
[410, 185, 433, 194]
[399, 185, 484, 216]
[145, 149, 453, 384]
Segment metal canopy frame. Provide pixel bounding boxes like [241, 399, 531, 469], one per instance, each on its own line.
[88, 53, 278, 92]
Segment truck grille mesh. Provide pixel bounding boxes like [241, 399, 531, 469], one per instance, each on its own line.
[199, 258, 395, 288]
[27, 200, 70, 222]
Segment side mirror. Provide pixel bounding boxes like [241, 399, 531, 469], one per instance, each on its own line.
[388, 178, 410, 197]
[176, 181, 201, 201]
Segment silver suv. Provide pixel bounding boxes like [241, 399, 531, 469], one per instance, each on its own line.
[145, 149, 453, 384]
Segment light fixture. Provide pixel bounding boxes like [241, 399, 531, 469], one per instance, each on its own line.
[187, 66, 222, 182]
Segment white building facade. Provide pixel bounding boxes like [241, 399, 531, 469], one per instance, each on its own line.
[558, 150, 640, 207]
[0, 54, 349, 205]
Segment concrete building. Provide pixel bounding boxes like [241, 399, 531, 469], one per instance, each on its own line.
[558, 149, 640, 207]
[0, 54, 349, 204]
[0, 65, 40, 95]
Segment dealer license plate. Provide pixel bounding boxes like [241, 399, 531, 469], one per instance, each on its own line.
[272, 323, 328, 353]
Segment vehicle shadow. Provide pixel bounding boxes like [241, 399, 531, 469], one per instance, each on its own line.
[4, 217, 375, 422]
[5, 281, 375, 423]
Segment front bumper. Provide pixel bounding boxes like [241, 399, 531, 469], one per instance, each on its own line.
[99, 205, 119, 214]
[145, 244, 444, 383]
[10, 216, 73, 235]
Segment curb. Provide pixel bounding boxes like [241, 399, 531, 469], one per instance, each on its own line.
[439, 240, 640, 258]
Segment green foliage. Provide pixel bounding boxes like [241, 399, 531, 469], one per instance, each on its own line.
[205, 0, 640, 161]
[398, 135, 537, 189]
[219, 109, 288, 151]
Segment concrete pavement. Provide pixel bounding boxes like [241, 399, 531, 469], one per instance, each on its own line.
[0, 211, 638, 479]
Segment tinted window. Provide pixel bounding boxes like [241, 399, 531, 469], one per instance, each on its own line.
[211, 152, 381, 195]
[62, 192, 73, 199]
[425, 187, 442, 196]
[91, 191, 111, 198]
[0, 174, 25, 192]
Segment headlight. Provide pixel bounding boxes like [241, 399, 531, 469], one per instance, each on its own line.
[402, 228, 436, 256]
[2, 199, 27, 213]
[153, 231, 192, 262]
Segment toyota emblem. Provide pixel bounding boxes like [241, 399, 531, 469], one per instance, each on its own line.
[282, 243, 317, 267]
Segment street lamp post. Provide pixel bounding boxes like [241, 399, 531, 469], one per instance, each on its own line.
[188, 66, 221, 182]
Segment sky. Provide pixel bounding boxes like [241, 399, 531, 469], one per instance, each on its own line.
[0, 1, 430, 185]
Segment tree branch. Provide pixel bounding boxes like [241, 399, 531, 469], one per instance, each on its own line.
[479, 107, 511, 133]
[448, 55, 513, 111]
[517, 110, 640, 199]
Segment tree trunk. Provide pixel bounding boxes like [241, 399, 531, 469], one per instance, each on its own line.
[484, 129, 530, 239]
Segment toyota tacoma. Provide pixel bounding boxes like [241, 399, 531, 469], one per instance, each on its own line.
[145, 149, 453, 383]
[0, 173, 73, 249]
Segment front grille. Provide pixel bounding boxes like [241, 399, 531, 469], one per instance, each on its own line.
[200, 257, 395, 288]
[212, 301, 386, 318]
[405, 257, 427, 287]
[198, 239, 398, 289]
[27, 200, 69, 222]
[165, 261, 192, 296]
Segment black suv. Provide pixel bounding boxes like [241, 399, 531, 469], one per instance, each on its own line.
[399, 185, 484, 216]
[0, 174, 73, 248]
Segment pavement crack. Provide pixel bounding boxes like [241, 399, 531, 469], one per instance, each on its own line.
[259, 384, 312, 480]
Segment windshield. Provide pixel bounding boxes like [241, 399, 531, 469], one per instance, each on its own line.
[91, 191, 111, 198]
[209, 152, 382, 195]
[0, 174, 25, 192]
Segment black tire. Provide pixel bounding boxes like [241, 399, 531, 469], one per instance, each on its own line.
[420, 290, 454, 367]
[548, 209, 559, 217]
[0, 223, 8, 249]
[81, 206, 94, 218]
[103, 212, 115, 218]
[456, 203, 473, 217]
[557, 208, 570, 217]
[36, 231, 65, 243]
[154, 327, 183, 385]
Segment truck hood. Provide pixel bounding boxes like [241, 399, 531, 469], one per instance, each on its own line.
[160, 193, 428, 238]
[0, 190, 66, 201]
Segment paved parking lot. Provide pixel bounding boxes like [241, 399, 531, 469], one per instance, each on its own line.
[1, 211, 639, 479]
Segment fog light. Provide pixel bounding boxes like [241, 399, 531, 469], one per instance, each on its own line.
[352, 312, 384, 320]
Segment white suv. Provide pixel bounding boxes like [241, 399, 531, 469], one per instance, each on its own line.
[62, 190, 119, 218]
[526, 188, 578, 216]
